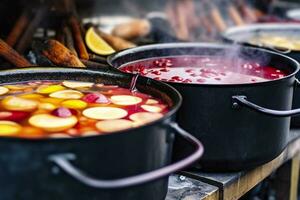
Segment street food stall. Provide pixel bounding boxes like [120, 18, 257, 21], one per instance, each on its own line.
[0, 0, 300, 199]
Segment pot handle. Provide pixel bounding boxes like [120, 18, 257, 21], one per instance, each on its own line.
[232, 95, 300, 117]
[48, 122, 203, 189]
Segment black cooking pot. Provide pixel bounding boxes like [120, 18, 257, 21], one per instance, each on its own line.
[107, 43, 300, 171]
[223, 24, 300, 126]
[0, 67, 203, 200]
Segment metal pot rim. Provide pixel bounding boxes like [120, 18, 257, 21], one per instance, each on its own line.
[0, 67, 182, 143]
[108, 42, 300, 88]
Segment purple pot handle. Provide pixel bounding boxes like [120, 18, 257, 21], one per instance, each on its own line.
[48, 122, 203, 189]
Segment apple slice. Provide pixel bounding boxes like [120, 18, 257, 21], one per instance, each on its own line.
[141, 105, 164, 113]
[83, 107, 128, 120]
[62, 100, 87, 109]
[2, 96, 38, 111]
[38, 103, 57, 111]
[129, 112, 163, 125]
[37, 85, 65, 94]
[29, 114, 78, 132]
[0, 86, 9, 95]
[62, 81, 94, 89]
[110, 95, 142, 106]
[0, 121, 21, 136]
[49, 90, 83, 99]
[96, 119, 133, 133]
[145, 99, 159, 105]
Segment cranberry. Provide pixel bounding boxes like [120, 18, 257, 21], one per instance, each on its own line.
[171, 76, 183, 81]
[151, 70, 161, 75]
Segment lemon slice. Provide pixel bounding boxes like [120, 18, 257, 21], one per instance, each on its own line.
[83, 107, 127, 120]
[49, 90, 83, 99]
[85, 27, 116, 55]
[110, 95, 142, 106]
[96, 119, 133, 133]
[0, 121, 21, 136]
[29, 114, 78, 132]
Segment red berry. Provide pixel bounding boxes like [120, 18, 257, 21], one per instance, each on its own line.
[52, 107, 76, 118]
[0, 111, 29, 121]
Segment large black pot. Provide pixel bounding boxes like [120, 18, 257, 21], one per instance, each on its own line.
[223, 23, 300, 126]
[0, 67, 203, 200]
[108, 43, 300, 171]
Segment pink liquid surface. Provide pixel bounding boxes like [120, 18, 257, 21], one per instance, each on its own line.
[120, 56, 288, 84]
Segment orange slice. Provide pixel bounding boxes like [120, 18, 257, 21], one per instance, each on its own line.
[85, 27, 116, 55]
[96, 119, 133, 133]
[83, 107, 128, 120]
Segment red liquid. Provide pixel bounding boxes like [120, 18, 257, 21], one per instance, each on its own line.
[120, 56, 288, 84]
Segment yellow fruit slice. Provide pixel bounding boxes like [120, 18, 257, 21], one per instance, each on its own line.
[50, 90, 83, 99]
[0, 121, 21, 136]
[19, 93, 44, 99]
[29, 114, 78, 132]
[37, 85, 65, 94]
[141, 105, 163, 113]
[40, 97, 64, 105]
[62, 81, 94, 89]
[110, 95, 142, 106]
[62, 100, 87, 109]
[85, 27, 116, 55]
[0, 86, 9, 95]
[145, 99, 159, 105]
[130, 112, 163, 125]
[2, 96, 38, 111]
[96, 119, 133, 133]
[83, 107, 127, 120]
[38, 103, 57, 111]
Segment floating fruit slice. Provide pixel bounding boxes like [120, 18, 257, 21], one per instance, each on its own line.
[5, 85, 31, 90]
[37, 85, 65, 94]
[41, 97, 64, 105]
[62, 81, 94, 89]
[85, 27, 116, 55]
[145, 99, 159, 105]
[0, 111, 29, 121]
[110, 95, 142, 106]
[0, 86, 9, 95]
[62, 100, 87, 109]
[82, 131, 99, 137]
[38, 103, 57, 111]
[83, 107, 127, 120]
[29, 114, 78, 132]
[141, 105, 164, 113]
[0, 121, 21, 136]
[2, 96, 38, 111]
[130, 112, 163, 125]
[19, 93, 44, 99]
[49, 90, 83, 99]
[96, 119, 133, 133]
[49, 133, 71, 138]
[82, 93, 110, 104]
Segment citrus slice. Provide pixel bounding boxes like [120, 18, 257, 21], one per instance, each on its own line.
[85, 27, 116, 55]
[83, 107, 127, 120]
[96, 119, 133, 133]
[62, 100, 87, 109]
[49, 90, 83, 99]
[0, 86, 9, 95]
[62, 81, 94, 89]
[110, 95, 142, 106]
[129, 112, 163, 125]
[0, 121, 21, 136]
[145, 99, 159, 105]
[2, 96, 38, 111]
[29, 114, 78, 132]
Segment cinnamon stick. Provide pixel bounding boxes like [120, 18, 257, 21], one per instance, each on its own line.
[69, 15, 89, 60]
[63, 25, 78, 56]
[16, 6, 47, 54]
[210, 6, 227, 32]
[112, 19, 151, 40]
[227, 5, 245, 26]
[41, 40, 85, 68]
[5, 10, 30, 47]
[0, 39, 32, 67]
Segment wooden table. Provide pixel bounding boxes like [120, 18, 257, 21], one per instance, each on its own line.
[166, 129, 300, 200]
